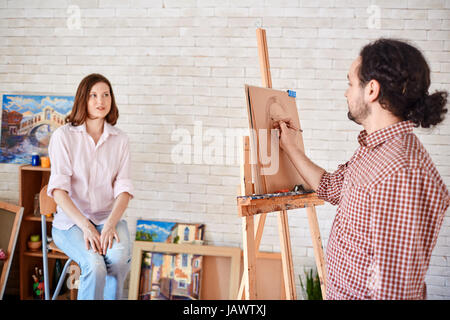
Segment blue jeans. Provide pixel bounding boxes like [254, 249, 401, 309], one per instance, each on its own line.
[52, 220, 132, 300]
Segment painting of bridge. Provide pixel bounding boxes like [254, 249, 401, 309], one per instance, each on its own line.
[0, 94, 73, 164]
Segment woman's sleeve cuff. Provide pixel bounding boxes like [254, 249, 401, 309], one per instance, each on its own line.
[113, 179, 134, 199]
[47, 174, 71, 198]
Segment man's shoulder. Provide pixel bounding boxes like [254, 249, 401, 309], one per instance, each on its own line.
[372, 132, 449, 202]
[389, 132, 430, 170]
[374, 132, 439, 182]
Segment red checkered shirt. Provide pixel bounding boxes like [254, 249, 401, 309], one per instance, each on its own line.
[316, 120, 450, 300]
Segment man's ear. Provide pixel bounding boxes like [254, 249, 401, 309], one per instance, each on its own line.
[366, 79, 381, 103]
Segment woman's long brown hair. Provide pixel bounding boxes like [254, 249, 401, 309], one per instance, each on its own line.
[66, 73, 119, 126]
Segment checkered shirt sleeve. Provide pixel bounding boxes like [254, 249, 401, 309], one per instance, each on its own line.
[316, 162, 348, 205]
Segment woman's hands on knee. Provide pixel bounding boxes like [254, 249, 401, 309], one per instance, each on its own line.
[100, 222, 120, 255]
[82, 221, 102, 254]
[80, 220, 120, 255]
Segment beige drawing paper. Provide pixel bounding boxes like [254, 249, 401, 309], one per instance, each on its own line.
[245, 85, 310, 194]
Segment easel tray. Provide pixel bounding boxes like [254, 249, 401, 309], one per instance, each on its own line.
[237, 192, 324, 217]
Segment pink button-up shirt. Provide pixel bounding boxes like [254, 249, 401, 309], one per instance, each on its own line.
[47, 122, 134, 230]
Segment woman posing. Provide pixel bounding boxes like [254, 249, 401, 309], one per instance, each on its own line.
[48, 73, 133, 300]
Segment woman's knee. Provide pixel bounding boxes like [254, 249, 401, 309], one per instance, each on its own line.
[106, 220, 131, 274]
[106, 246, 131, 275]
[80, 254, 107, 278]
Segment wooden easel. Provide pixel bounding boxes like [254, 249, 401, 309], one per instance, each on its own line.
[237, 28, 327, 300]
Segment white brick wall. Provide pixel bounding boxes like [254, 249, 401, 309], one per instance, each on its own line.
[0, 0, 449, 299]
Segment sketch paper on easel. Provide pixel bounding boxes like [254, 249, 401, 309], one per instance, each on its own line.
[245, 85, 310, 194]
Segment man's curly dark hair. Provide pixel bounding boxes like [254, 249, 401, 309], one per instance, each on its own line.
[358, 38, 448, 128]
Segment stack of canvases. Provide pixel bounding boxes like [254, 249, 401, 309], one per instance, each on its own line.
[134, 220, 205, 300]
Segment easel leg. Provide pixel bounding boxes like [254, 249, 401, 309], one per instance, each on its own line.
[237, 273, 246, 299]
[277, 210, 297, 300]
[242, 215, 257, 300]
[254, 213, 266, 250]
[237, 212, 267, 299]
[306, 205, 327, 299]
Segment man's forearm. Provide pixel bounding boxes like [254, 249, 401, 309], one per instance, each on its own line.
[285, 146, 326, 191]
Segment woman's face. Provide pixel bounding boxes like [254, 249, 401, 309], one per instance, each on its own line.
[87, 81, 112, 120]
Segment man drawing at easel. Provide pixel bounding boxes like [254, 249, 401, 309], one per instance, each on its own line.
[279, 39, 450, 299]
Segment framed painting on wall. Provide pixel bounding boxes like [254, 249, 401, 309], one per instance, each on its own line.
[0, 94, 73, 164]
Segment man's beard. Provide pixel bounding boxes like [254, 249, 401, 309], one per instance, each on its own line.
[347, 110, 361, 124]
[347, 100, 370, 125]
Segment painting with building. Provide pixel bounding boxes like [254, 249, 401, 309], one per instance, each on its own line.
[135, 220, 205, 300]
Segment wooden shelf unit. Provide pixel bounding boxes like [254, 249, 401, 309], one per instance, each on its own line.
[18, 165, 70, 300]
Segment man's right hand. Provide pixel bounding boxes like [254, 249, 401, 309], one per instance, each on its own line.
[279, 121, 300, 157]
[278, 121, 326, 191]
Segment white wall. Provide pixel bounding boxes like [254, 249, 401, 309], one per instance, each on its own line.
[0, 0, 449, 299]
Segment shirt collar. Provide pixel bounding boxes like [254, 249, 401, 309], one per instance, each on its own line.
[103, 122, 120, 136]
[357, 120, 414, 148]
[69, 122, 119, 137]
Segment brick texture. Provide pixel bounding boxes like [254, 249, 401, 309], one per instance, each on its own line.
[0, 0, 449, 300]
